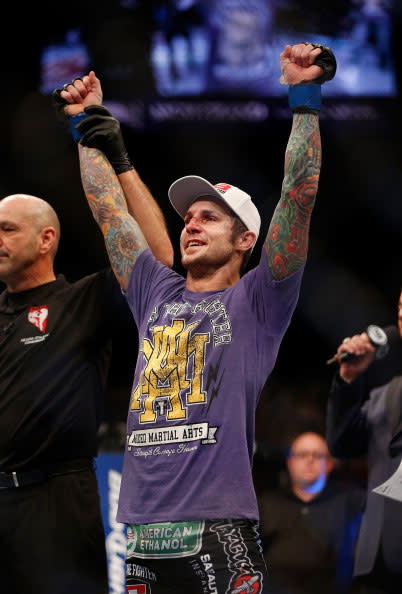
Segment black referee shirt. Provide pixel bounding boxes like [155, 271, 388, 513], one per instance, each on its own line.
[0, 268, 129, 471]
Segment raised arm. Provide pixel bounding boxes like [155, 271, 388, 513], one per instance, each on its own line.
[53, 71, 174, 269]
[266, 111, 321, 280]
[77, 142, 147, 290]
[117, 167, 173, 267]
[265, 43, 335, 280]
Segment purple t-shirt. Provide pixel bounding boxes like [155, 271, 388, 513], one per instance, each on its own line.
[116, 249, 304, 524]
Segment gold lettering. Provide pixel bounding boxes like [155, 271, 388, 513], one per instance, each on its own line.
[131, 320, 209, 422]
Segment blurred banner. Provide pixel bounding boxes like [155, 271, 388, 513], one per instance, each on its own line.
[96, 452, 127, 594]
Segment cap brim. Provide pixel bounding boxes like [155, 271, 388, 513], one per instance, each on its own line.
[168, 176, 224, 218]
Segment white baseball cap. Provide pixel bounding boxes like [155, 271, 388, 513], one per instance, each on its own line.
[168, 175, 261, 242]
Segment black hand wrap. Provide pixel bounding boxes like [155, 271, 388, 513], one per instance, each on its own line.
[51, 78, 84, 122]
[51, 88, 69, 122]
[304, 42, 337, 84]
[76, 105, 133, 175]
[289, 43, 337, 114]
[51, 87, 87, 141]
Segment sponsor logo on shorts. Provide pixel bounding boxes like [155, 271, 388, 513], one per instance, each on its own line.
[127, 521, 204, 559]
[231, 574, 261, 594]
[210, 521, 263, 594]
[126, 585, 149, 594]
[126, 563, 156, 582]
[200, 553, 218, 593]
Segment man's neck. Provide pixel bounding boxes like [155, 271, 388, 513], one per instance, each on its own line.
[185, 268, 240, 293]
[6, 270, 56, 293]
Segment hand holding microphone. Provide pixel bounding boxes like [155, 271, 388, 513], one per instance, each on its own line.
[326, 325, 398, 384]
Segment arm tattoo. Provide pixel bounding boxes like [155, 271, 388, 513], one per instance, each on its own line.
[79, 145, 148, 289]
[265, 113, 321, 280]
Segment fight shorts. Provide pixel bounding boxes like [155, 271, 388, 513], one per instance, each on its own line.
[125, 518, 271, 594]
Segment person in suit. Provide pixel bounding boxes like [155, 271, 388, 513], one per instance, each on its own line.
[326, 288, 402, 594]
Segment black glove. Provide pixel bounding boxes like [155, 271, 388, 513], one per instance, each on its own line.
[51, 78, 84, 122]
[289, 43, 337, 114]
[306, 43, 337, 84]
[51, 88, 69, 122]
[76, 105, 133, 175]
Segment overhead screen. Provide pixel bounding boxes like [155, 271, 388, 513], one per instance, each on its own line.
[39, 1, 398, 126]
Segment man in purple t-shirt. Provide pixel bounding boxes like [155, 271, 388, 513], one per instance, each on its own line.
[62, 42, 335, 594]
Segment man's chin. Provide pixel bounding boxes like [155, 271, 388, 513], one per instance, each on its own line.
[181, 254, 211, 276]
[181, 253, 200, 270]
[181, 256, 190, 271]
[0, 265, 10, 283]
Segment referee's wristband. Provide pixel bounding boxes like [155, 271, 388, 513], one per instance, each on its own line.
[289, 84, 321, 114]
[69, 112, 89, 141]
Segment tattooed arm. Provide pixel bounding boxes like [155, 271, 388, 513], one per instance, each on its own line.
[58, 71, 174, 269]
[78, 143, 148, 290]
[266, 112, 321, 279]
[265, 43, 323, 280]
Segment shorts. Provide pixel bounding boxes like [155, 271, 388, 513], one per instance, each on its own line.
[0, 466, 108, 594]
[125, 518, 270, 593]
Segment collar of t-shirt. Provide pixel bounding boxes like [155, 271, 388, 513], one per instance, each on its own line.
[0, 275, 68, 314]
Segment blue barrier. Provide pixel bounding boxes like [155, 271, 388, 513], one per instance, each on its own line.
[96, 452, 127, 594]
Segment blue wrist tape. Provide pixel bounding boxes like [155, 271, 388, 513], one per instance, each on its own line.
[288, 84, 321, 112]
[69, 112, 89, 141]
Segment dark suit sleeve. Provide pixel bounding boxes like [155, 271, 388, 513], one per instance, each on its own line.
[326, 373, 370, 459]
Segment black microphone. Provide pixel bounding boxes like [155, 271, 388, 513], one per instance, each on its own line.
[326, 325, 400, 366]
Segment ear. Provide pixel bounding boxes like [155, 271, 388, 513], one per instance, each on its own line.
[39, 226, 57, 255]
[236, 231, 256, 253]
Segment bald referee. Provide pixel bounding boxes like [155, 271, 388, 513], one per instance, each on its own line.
[0, 72, 173, 594]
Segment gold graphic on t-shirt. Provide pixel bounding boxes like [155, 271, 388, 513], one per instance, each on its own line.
[131, 320, 209, 423]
